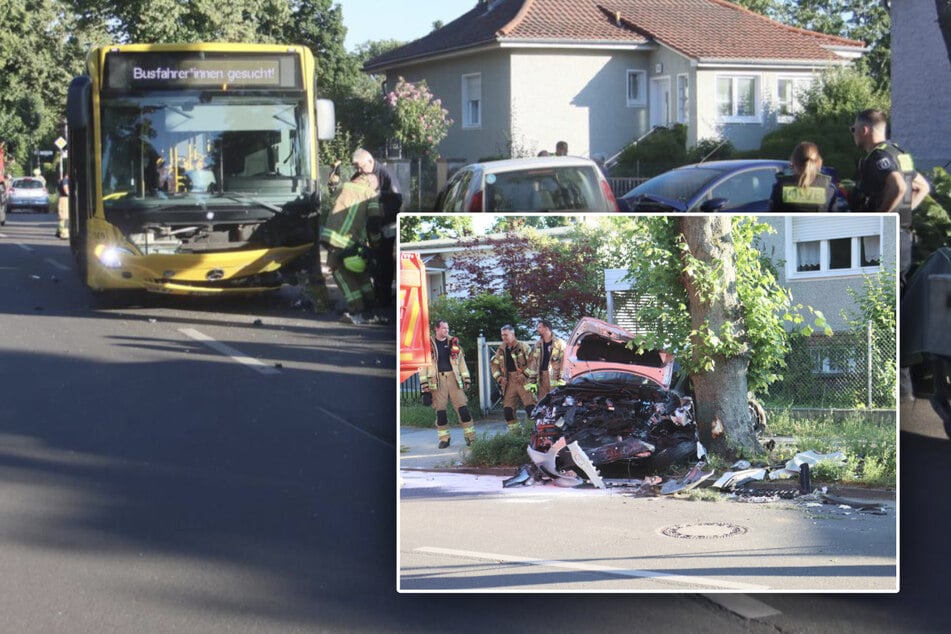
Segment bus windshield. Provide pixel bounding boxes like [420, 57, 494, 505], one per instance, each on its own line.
[100, 92, 313, 213]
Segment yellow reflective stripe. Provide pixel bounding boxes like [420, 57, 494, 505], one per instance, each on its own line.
[781, 186, 826, 205]
[321, 228, 353, 249]
[897, 153, 915, 172]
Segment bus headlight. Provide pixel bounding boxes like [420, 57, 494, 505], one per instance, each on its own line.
[97, 245, 135, 269]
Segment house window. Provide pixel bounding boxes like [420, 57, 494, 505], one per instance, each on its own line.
[676, 74, 689, 123]
[716, 75, 758, 122]
[626, 69, 646, 107]
[777, 77, 811, 122]
[789, 217, 886, 277]
[462, 73, 481, 128]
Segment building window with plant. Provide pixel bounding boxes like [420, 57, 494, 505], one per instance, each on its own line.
[462, 73, 482, 129]
[788, 217, 886, 277]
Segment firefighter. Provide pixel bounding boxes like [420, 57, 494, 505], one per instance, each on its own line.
[490, 325, 536, 432]
[420, 320, 476, 448]
[850, 108, 931, 280]
[318, 172, 385, 325]
[526, 318, 567, 401]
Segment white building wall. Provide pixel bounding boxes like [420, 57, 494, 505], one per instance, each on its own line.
[509, 50, 649, 160]
[892, 0, 951, 172]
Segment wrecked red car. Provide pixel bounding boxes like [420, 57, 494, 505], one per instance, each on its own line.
[517, 317, 702, 487]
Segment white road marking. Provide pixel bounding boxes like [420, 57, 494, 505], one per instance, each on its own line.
[702, 593, 782, 619]
[16, 242, 33, 252]
[178, 327, 280, 375]
[415, 547, 772, 591]
[44, 257, 70, 271]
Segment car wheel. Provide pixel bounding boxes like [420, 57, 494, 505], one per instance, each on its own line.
[650, 440, 697, 473]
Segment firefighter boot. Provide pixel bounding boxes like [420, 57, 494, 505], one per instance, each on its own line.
[437, 425, 451, 449]
[462, 424, 476, 447]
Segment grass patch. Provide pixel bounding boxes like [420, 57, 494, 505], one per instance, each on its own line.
[764, 408, 896, 487]
[467, 426, 532, 467]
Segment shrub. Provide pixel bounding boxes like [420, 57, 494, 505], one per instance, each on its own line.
[467, 426, 532, 467]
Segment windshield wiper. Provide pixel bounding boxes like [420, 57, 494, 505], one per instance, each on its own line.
[216, 192, 283, 214]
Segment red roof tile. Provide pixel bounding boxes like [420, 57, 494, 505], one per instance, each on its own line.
[365, 0, 865, 71]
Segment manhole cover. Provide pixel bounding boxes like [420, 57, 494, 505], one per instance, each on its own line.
[661, 522, 748, 539]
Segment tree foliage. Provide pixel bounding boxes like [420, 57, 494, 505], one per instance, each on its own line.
[732, 0, 891, 91]
[619, 217, 831, 395]
[1, 0, 358, 177]
[0, 0, 108, 173]
[450, 227, 607, 332]
[385, 77, 453, 159]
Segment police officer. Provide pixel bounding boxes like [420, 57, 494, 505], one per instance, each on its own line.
[851, 109, 931, 278]
[490, 325, 536, 432]
[420, 320, 476, 448]
[526, 319, 567, 401]
[769, 141, 837, 212]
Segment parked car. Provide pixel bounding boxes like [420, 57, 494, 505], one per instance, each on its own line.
[7, 177, 50, 213]
[617, 159, 849, 212]
[525, 317, 701, 485]
[434, 156, 618, 212]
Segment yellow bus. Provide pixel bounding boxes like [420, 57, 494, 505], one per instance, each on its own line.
[65, 43, 335, 295]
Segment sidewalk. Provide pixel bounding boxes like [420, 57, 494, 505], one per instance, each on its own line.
[399, 419, 511, 470]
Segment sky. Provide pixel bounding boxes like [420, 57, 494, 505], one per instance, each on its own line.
[336, 0, 478, 52]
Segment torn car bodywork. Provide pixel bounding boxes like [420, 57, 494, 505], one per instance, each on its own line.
[526, 317, 702, 486]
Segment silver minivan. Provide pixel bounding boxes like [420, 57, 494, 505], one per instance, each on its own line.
[434, 156, 618, 212]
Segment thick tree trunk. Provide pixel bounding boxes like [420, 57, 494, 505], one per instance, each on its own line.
[679, 217, 760, 459]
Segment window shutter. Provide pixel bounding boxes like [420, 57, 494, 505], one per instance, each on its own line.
[792, 217, 881, 242]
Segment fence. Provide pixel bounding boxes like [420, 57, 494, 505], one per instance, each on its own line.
[399, 322, 897, 415]
[762, 324, 897, 410]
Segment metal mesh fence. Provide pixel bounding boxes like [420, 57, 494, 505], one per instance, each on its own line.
[763, 323, 897, 409]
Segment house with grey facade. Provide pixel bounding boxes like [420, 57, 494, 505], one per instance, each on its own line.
[366, 0, 866, 164]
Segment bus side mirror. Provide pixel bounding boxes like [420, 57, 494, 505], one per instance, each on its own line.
[66, 75, 91, 129]
[316, 99, 336, 141]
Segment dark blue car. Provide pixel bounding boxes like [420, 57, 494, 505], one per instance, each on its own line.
[618, 159, 849, 212]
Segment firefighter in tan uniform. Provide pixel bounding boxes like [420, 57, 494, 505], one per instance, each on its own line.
[490, 325, 536, 432]
[526, 319, 567, 401]
[318, 173, 384, 325]
[420, 320, 476, 448]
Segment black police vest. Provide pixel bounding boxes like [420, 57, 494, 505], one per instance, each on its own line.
[774, 173, 831, 212]
[857, 142, 916, 225]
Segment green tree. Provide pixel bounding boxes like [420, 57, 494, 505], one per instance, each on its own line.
[400, 215, 474, 243]
[732, 1, 891, 90]
[619, 216, 831, 457]
[842, 270, 897, 408]
[0, 0, 108, 174]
